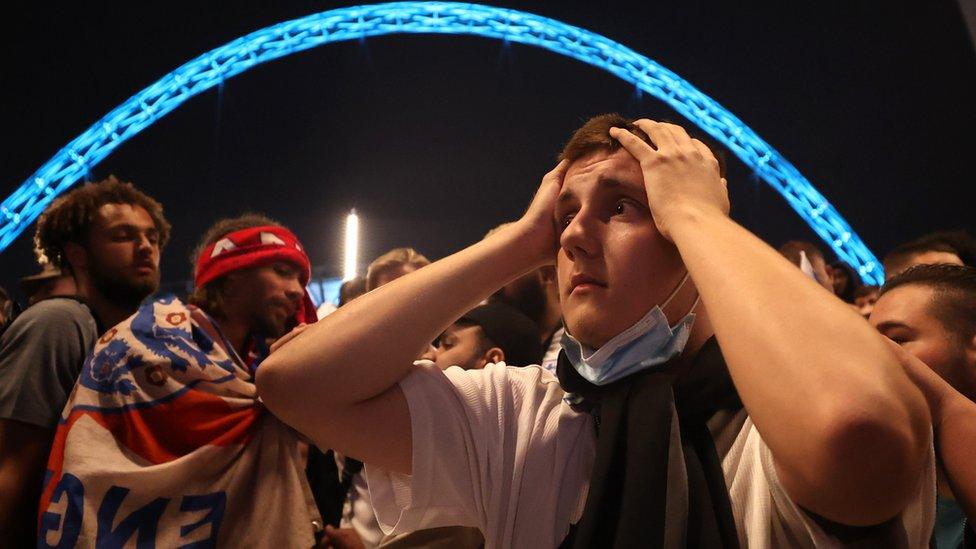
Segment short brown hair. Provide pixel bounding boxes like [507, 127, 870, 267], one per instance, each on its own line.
[883, 230, 974, 277]
[559, 113, 726, 177]
[880, 264, 976, 340]
[33, 176, 170, 270]
[187, 213, 282, 317]
[365, 248, 430, 291]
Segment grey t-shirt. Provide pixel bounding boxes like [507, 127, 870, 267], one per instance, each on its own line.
[0, 298, 98, 428]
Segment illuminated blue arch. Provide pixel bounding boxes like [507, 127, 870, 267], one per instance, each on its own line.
[0, 2, 883, 283]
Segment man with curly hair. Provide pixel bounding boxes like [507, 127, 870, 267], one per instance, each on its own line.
[0, 176, 168, 546]
[39, 213, 323, 548]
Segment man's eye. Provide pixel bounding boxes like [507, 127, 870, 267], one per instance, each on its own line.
[614, 200, 640, 216]
[560, 214, 575, 228]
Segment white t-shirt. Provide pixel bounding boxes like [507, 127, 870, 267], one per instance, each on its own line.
[366, 362, 935, 549]
[540, 326, 564, 374]
[336, 455, 385, 548]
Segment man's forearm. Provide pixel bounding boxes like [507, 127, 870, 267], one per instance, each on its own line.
[937, 397, 976, 522]
[259, 221, 544, 409]
[668, 206, 929, 523]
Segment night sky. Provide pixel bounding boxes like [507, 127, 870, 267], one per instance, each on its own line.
[3, 1, 975, 301]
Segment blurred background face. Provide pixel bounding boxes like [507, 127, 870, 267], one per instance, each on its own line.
[886, 251, 964, 280]
[555, 149, 685, 349]
[84, 203, 161, 307]
[225, 262, 304, 338]
[870, 284, 975, 397]
[373, 264, 420, 289]
[423, 323, 490, 371]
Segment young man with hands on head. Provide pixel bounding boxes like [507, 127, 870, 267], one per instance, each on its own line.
[259, 115, 934, 548]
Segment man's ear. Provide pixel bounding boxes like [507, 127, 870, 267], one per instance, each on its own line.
[482, 347, 505, 367]
[63, 242, 88, 271]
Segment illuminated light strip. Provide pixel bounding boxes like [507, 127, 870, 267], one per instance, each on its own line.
[0, 2, 883, 283]
[343, 209, 360, 281]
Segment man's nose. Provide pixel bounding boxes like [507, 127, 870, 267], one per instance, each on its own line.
[284, 277, 304, 301]
[559, 209, 599, 261]
[135, 233, 157, 257]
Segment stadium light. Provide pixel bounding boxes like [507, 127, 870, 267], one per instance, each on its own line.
[343, 209, 360, 281]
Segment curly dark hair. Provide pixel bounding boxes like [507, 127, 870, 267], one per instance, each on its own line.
[187, 213, 282, 317]
[33, 176, 170, 270]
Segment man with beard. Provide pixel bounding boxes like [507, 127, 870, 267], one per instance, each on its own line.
[870, 264, 976, 547]
[38, 213, 323, 547]
[490, 264, 563, 372]
[0, 177, 168, 546]
[486, 224, 564, 372]
[259, 115, 934, 547]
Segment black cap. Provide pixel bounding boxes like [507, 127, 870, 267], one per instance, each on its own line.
[19, 263, 63, 296]
[459, 302, 543, 367]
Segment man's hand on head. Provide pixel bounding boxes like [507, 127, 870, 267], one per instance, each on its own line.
[610, 119, 729, 242]
[512, 159, 570, 266]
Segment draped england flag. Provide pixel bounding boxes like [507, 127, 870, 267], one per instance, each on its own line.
[37, 297, 321, 548]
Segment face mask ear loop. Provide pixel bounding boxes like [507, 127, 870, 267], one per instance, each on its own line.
[687, 293, 702, 317]
[661, 270, 691, 311]
[661, 270, 701, 323]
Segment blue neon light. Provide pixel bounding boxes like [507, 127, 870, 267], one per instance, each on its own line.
[0, 2, 883, 283]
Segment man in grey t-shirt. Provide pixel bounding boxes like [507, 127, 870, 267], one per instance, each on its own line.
[0, 176, 170, 546]
[0, 298, 97, 427]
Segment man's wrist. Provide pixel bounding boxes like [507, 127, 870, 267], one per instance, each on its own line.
[505, 219, 557, 268]
[663, 203, 728, 239]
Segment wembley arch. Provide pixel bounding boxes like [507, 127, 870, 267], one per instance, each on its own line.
[0, 2, 883, 283]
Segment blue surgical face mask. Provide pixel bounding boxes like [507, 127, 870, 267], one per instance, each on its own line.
[561, 272, 699, 386]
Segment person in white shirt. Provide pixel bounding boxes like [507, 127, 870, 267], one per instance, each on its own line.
[259, 115, 934, 548]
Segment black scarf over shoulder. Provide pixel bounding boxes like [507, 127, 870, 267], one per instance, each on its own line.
[556, 337, 742, 548]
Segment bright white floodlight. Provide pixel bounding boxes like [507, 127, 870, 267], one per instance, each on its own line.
[343, 209, 360, 281]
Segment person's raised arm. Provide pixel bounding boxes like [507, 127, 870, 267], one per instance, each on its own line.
[611, 121, 930, 526]
[256, 162, 568, 474]
[896, 342, 976, 523]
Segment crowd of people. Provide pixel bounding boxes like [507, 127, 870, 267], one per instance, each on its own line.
[0, 114, 974, 548]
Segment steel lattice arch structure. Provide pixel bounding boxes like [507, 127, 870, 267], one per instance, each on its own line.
[0, 1, 884, 283]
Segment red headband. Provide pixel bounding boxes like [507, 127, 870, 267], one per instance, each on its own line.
[194, 225, 317, 324]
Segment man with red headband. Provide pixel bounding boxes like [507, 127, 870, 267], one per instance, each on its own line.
[38, 214, 322, 548]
